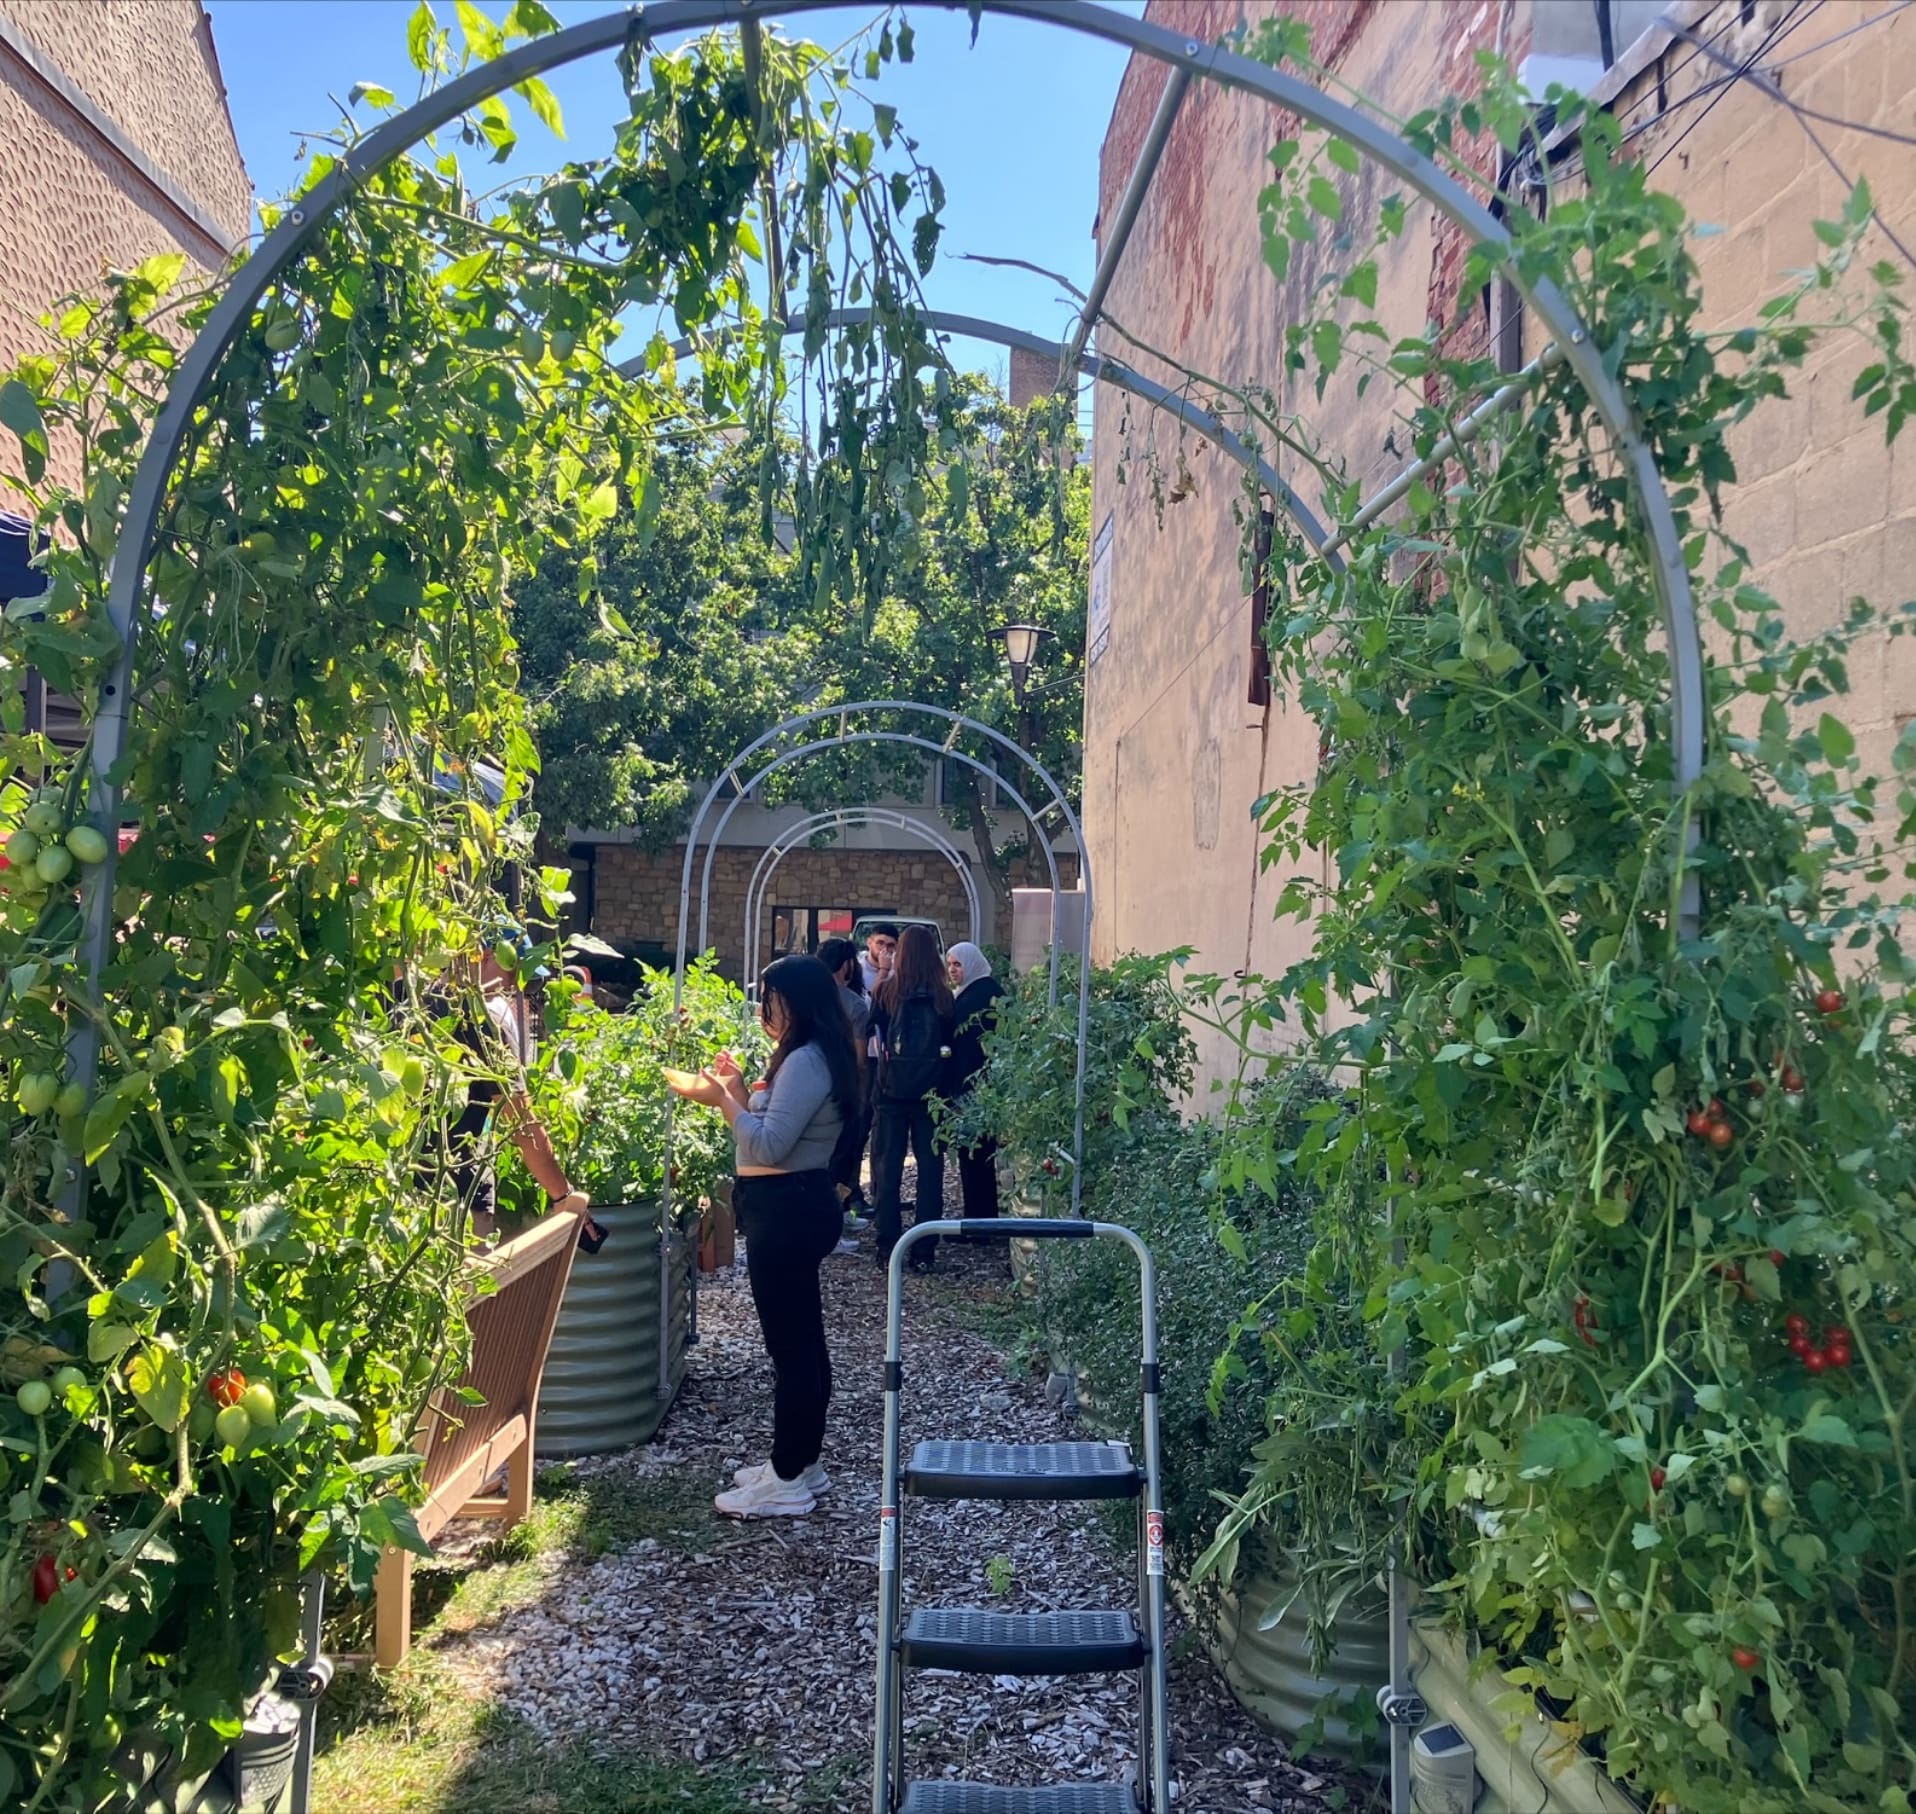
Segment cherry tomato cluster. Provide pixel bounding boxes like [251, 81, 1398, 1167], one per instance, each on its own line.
[1783, 1312, 1851, 1373]
[1685, 1096, 1736, 1152]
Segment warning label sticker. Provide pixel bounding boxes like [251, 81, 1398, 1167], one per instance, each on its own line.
[878, 1507, 898, 1572]
[1145, 1510, 1165, 1577]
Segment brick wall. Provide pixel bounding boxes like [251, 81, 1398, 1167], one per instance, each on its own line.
[569, 841, 1079, 979]
[1, 0, 249, 489]
[1085, 0, 1916, 1089]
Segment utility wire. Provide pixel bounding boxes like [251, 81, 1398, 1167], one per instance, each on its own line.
[1663, 8, 1916, 271]
[1643, 0, 1813, 181]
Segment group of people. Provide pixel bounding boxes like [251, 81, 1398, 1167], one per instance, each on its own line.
[668, 921, 1007, 1519]
[816, 922, 1006, 1268]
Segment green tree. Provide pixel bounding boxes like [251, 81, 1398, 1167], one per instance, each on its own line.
[516, 378, 1089, 910]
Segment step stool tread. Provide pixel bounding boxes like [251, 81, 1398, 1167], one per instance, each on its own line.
[902, 1608, 1144, 1676]
[900, 1784, 1135, 1813]
[906, 1441, 1139, 1502]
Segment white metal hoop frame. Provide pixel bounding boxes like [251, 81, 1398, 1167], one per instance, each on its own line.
[742, 807, 985, 995]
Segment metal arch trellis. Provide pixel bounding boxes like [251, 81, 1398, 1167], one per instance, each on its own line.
[740, 808, 985, 994]
[669, 710, 1090, 1199]
[60, 7, 1718, 1808]
[71, 0, 1713, 1119]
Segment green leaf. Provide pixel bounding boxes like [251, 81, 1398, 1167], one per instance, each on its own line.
[406, 0, 436, 69]
[515, 75, 564, 137]
[1818, 711, 1856, 766]
[128, 1341, 191, 1433]
[1519, 1415, 1616, 1489]
[1305, 175, 1343, 221]
[1326, 137, 1360, 173]
[349, 81, 396, 108]
[87, 1322, 139, 1364]
[1631, 1520, 1663, 1550]
[0, 377, 44, 441]
[1802, 1411, 1857, 1447]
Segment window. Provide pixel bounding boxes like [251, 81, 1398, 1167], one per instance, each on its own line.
[937, 753, 1002, 809]
[1522, 0, 1668, 92]
[769, 905, 860, 958]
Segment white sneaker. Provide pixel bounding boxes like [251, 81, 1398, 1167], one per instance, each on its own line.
[715, 1471, 816, 1519]
[835, 1236, 861, 1256]
[842, 1213, 872, 1233]
[733, 1458, 831, 1497]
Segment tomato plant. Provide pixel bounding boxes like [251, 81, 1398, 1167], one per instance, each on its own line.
[0, 3, 957, 1803]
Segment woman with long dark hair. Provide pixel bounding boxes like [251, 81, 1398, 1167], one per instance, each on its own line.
[870, 924, 955, 1272]
[668, 954, 858, 1517]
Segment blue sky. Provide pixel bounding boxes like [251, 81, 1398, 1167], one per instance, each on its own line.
[203, 0, 1145, 386]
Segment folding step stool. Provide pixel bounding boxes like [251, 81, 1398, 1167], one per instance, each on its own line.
[872, 1218, 1173, 1813]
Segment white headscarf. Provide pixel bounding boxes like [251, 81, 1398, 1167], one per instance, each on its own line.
[948, 941, 992, 991]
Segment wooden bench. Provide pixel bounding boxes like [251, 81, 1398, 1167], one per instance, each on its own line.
[373, 1211, 580, 1667]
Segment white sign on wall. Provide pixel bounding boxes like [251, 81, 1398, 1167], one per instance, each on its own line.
[1088, 512, 1114, 664]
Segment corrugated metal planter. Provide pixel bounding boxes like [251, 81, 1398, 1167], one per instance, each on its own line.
[536, 1201, 694, 1458]
[1204, 1553, 1392, 1760]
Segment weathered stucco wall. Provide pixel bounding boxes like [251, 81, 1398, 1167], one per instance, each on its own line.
[1086, 0, 1916, 1089]
[0, 0, 248, 415]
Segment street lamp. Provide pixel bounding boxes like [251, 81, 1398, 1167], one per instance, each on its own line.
[995, 621, 1054, 710]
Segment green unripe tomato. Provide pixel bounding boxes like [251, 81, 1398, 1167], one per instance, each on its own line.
[34, 843, 73, 885]
[62, 824, 108, 866]
[52, 1366, 85, 1395]
[17, 1071, 60, 1116]
[1725, 1473, 1749, 1500]
[263, 319, 302, 352]
[492, 942, 519, 972]
[239, 1381, 277, 1427]
[23, 800, 64, 838]
[54, 1082, 86, 1120]
[15, 1379, 52, 1417]
[397, 1055, 428, 1098]
[1761, 1484, 1791, 1520]
[7, 827, 40, 866]
[188, 1399, 216, 1443]
[215, 1403, 253, 1449]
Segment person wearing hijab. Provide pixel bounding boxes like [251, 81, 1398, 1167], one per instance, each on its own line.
[943, 942, 1007, 1220]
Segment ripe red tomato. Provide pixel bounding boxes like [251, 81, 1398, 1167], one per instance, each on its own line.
[32, 1554, 59, 1604]
[1826, 1343, 1852, 1369]
[1824, 1325, 1849, 1348]
[1814, 988, 1844, 1015]
[1781, 1067, 1805, 1094]
[1770, 1249, 1787, 1267]
[1650, 1466, 1667, 1492]
[1785, 1313, 1809, 1337]
[206, 1368, 247, 1408]
[1789, 1333, 1812, 1358]
[1731, 1647, 1760, 1672]
[1805, 1349, 1828, 1374]
[1707, 1121, 1734, 1152]
[1685, 1109, 1714, 1138]
[1747, 1078, 1767, 1098]
[1707, 1097, 1726, 1120]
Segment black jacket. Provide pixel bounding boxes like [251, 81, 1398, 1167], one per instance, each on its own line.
[947, 975, 1006, 1094]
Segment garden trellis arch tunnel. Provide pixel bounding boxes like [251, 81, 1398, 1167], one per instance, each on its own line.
[72, 0, 1714, 1120]
[741, 807, 986, 994]
[49, 6, 1715, 1807]
[667, 703, 1091, 1209]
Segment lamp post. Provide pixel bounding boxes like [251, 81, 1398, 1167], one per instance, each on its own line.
[995, 621, 1054, 749]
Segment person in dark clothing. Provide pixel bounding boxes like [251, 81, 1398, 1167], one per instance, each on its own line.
[816, 936, 872, 1225]
[870, 924, 955, 1272]
[421, 938, 601, 1247]
[668, 954, 859, 1517]
[943, 941, 1007, 1220]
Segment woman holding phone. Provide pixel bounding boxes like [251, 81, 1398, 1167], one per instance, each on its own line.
[667, 954, 858, 1518]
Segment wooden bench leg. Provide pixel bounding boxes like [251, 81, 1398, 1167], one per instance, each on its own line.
[503, 1435, 534, 1527]
[373, 1546, 414, 1670]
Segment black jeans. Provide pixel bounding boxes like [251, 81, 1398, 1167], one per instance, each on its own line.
[734, 1171, 842, 1482]
[957, 1134, 1000, 1220]
[873, 1096, 943, 1263]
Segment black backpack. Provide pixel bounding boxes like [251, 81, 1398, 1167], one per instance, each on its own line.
[877, 990, 948, 1102]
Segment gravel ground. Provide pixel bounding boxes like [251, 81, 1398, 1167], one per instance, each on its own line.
[426, 1185, 1350, 1812]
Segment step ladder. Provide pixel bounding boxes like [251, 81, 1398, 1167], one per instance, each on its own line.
[872, 1218, 1172, 1813]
